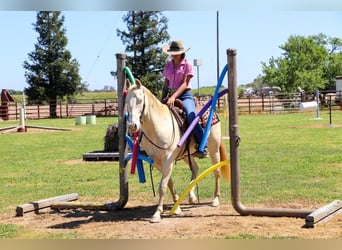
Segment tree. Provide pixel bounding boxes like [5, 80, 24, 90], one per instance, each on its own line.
[23, 11, 83, 117]
[261, 33, 342, 92]
[116, 11, 170, 96]
[323, 36, 342, 88]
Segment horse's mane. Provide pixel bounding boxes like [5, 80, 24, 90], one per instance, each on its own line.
[141, 85, 158, 102]
[141, 85, 168, 111]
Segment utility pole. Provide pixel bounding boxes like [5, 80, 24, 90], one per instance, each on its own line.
[193, 59, 202, 96]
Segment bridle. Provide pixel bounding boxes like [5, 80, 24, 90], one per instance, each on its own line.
[131, 88, 177, 151]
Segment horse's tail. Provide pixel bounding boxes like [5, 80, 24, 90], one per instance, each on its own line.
[219, 138, 231, 182]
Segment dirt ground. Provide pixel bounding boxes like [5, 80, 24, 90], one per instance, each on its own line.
[1, 199, 341, 239]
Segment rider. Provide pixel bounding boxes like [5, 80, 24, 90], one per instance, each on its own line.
[161, 40, 208, 158]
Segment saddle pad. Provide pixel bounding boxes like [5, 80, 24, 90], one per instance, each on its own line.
[196, 101, 220, 127]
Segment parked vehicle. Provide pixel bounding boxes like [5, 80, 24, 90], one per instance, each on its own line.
[335, 76, 342, 104]
[260, 86, 281, 96]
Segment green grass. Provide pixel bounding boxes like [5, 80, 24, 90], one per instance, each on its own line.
[0, 224, 21, 239]
[0, 111, 341, 238]
[237, 112, 342, 205]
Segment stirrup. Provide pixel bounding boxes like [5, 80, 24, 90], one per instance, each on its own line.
[193, 145, 209, 158]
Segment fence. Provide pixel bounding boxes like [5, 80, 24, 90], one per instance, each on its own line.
[1, 91, 341, 121]
[237, 90, 341, 114]
[1, 98, 118, 120]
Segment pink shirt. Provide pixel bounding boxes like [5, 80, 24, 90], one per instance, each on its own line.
[163, 58, 194, 89]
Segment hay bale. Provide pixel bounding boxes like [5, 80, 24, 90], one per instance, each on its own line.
[104, 123, 119, 152]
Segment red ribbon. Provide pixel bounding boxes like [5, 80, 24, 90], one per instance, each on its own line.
[130, 131, 139, 174]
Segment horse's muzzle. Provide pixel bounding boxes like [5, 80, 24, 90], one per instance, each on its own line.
[127, 122, 138, 133]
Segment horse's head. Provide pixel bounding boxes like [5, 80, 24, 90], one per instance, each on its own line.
[125, 78, 145, 133]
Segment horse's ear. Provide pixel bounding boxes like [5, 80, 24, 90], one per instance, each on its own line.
[125, 79, 131, 89]
[135, 78, 142, 88]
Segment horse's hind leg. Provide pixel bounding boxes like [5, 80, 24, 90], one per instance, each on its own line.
[208, 135, 221, 207]
[212, 168, 221, 207]
[167, 177, 179, 202]
[183, 155, 199, 204]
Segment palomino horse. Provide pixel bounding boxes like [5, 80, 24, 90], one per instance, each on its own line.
[125, 79, 230, 223]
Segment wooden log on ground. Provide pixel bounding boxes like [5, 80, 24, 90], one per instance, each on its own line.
[16, 193, 79, 216]
[82, 151, 120, 161]
[26, 125, 71, 131]
[51, 201, 113, 211]
[0, 126, 17, 132]
[305, 200, 342, 228]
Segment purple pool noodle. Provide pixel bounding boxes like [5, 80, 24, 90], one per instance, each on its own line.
[177, 87, 228, 147]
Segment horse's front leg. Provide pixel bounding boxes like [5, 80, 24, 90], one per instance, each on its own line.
[150, 163, 173, 223]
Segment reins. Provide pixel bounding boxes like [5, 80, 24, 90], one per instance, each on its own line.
[139, 91, 176, 151]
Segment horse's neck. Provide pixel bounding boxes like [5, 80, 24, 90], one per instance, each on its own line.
[141, 88, 175, 137]
[142, 88, 166, 126]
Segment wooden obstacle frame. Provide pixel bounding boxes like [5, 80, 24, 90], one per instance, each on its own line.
[15, 51, 341, 228]
[304, 200, 342, 228]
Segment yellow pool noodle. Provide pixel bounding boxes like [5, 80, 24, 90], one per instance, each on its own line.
[169, 160, 230, 215]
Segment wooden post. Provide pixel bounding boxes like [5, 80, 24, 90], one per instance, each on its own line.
[45, 54, 129, 212]
[59, 100, 62, 118]
[114, 53, 129, 209]
[16, 193, 79, 216]
[1, 89, 15, 120]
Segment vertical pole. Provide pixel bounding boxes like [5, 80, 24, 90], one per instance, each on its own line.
[227, 48, 312, 217]
[197, 65, 200, 96]
[66, 103, 69, 117]
[59, 101, 62, 118]
[115, 53, 129, 209]
[216, 11, 220, 82]
[329, 95, 332, 126]
[315, 90, 321, 120]
[22, 91, 26, 120]
[104, 99, 108, 116]
[19, 107, 26, 131]
[227, 48, 241, 210]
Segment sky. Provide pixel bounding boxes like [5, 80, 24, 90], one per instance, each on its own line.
[0, 10, 342, 91]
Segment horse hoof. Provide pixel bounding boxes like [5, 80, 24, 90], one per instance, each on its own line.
[150, 216, 161, 223]
[188, 191, 197, 204]
[173, 206, 182, 215]
[211, 197, 220, 207]
[150, 214, 161, 223]
[173, 194, 179, 203]
[188, 196, 198, 205]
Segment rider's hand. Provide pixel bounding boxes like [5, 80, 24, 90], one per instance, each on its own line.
[167, 96, 175, 107]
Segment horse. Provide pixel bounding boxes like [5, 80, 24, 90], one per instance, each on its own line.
[125, 79, 230, 223]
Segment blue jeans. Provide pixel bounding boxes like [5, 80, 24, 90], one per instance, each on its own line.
[178, 90, 206, 148]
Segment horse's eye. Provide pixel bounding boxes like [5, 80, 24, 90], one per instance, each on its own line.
[136, 93, 143, 104]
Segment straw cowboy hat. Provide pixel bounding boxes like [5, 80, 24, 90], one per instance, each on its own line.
[162, 40, 190, 55]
